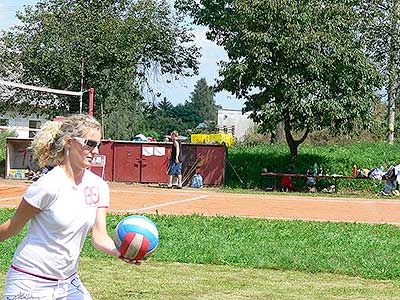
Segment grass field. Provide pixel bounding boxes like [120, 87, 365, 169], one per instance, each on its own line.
[2, 209, 400, 299]
[2, 259, 400, 299]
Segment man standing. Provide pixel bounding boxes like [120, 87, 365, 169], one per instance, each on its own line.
[167, 131, 183, 188]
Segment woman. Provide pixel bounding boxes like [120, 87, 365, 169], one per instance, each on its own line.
[0, 114, 131, 299]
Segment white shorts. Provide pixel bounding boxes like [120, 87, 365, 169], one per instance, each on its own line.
[2, 267, 92, 300]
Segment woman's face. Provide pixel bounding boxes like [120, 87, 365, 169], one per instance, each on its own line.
[69, 129, 101, 169]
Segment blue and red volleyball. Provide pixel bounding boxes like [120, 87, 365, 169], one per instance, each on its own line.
[113, 215, 159, 261]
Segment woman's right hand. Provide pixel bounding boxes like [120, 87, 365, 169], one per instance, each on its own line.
[119, 255, 142, 265]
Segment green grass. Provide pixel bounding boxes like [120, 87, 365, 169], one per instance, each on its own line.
[2, 211, 400, 281]
[3, 259, 400, 300]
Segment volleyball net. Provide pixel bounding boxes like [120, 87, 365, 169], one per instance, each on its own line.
[0, 79, 93, 114]
[0, 79, 82, 97]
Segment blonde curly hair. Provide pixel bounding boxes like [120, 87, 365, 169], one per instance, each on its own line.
[31, 114, 101, 167]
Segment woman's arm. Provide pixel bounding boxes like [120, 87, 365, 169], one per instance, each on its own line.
[0, 199, 40, 242]
[174, 140, 180, 163]
[91, 207, 120, 257]
[92, 208, 141, 264]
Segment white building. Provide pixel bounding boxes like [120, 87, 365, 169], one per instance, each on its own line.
[0, 112, 48, 138]
[217, 109, 255, 141]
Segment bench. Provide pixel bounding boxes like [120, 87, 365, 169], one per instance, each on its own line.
[261, 172, 371, 191]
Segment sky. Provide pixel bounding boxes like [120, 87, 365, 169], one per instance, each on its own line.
[0, 0, 245, 110]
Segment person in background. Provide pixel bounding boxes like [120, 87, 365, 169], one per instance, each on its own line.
[167, 130, 183, 188]
[0, 114, 136, 300]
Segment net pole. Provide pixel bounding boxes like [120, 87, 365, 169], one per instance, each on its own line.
[89, 88, 94, 117]
[80, 59, 85, 114]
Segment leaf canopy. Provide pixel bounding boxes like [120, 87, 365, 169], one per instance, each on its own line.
[0, 0, 200, 122]
[176, 0, 382, 135]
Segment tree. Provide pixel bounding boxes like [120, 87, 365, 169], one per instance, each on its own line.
[157, 97, 174, 116]
[0, 0, 200, 139]
[102, 74, 146, 140]
[176, 0, 382, 166]
[143, 97, 175, 138]
[185, 78, 221, 125]
[361, 0, 399, 144]
[172, 103, 203, 131]
[143, 99, 202, 138]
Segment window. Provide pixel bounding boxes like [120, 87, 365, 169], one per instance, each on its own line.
[29, 120, 41, 138]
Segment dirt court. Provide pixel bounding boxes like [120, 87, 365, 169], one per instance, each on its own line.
[1, 179, 400, 225]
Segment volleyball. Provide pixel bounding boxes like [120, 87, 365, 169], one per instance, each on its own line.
[114, 215, 159, 261]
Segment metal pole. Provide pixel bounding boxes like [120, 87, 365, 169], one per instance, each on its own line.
[80, 59, 85, 114]
[89, 88, 94, 116]
[101, 102, 105, 139]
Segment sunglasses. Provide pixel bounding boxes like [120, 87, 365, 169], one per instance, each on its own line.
[74, 137, 101, 149]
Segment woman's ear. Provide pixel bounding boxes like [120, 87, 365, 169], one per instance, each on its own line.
[64, 137, 73, 149]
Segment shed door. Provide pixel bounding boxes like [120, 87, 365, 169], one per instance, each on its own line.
[197, 145, 225, 185]
[140, 144, 171, 183]
[113, 143, 141, 182]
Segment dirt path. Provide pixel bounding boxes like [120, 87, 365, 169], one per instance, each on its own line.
[1, 179, 399, 225]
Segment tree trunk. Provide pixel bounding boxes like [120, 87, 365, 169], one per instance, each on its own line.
[287, 138, 298, 168]
[387, 0, 399, 144]
[270, 122, 284, 143]
[283, 115, 310, 168]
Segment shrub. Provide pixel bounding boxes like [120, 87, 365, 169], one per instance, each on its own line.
[225, 141, 400, 192]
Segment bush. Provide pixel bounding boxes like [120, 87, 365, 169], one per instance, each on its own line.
[0, 130, 18, 177]
[225, 141, 400, 192]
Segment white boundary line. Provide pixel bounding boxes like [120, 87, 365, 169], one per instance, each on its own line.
[255, 197, 400, 205]
[0, 184, 28, 188]
[110, 189, 400, 205]
[0, 196, 21, 202]
[238, 215, 400, 226]
[120, 195, 209, 213]
[209, 194, 400, 205]
[111, 189, 197, 195]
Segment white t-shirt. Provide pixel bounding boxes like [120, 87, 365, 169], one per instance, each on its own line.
[11, 166, 110, 280]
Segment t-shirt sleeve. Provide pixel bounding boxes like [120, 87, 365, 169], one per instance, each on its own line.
[23, 181, 56, 210]
[98, 181, 110, 208]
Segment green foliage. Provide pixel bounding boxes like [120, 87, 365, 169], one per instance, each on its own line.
[225, 142, 400, 191]
[142, 78, 221, 138]
[0, 130, 18, 176]
[0, 0, 200, 132]
[157, 97, 174, 116]
[185, 78, 221, 124]
[143, 99, 203, 138]
[0, 130, 17, 161]
[171, 104, 203, 135]
[176, 0, 383, 164]
[141, 129, 160, 141]
[102, 75, 147, 140]
[3, 210, 400, 280]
